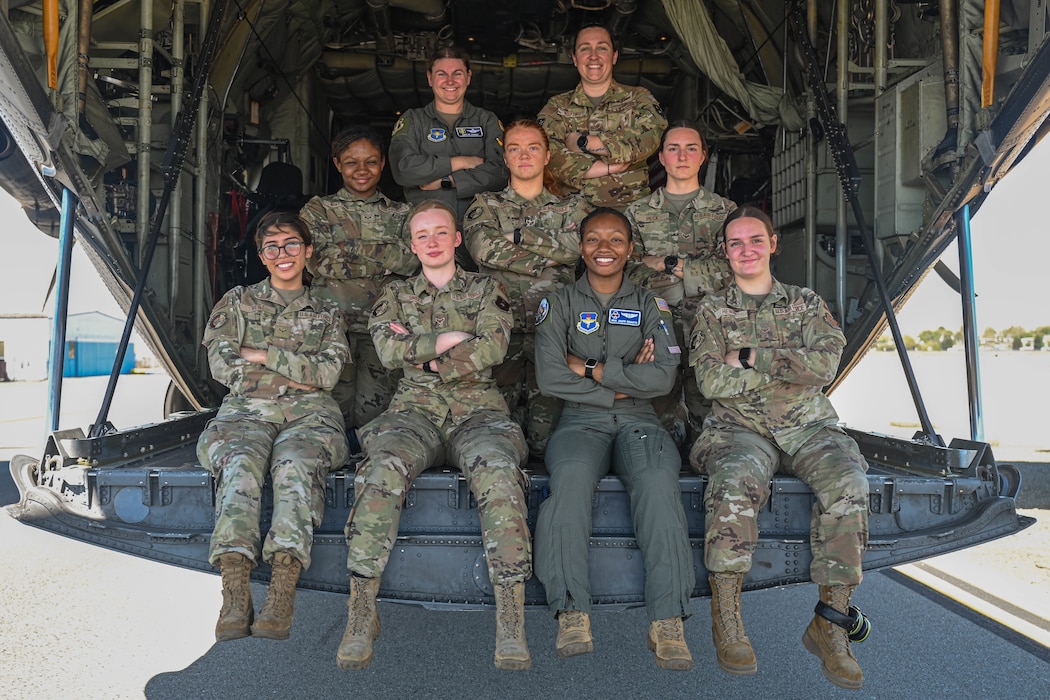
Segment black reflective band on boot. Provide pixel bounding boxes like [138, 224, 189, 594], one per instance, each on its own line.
[814, 601, 872, 643]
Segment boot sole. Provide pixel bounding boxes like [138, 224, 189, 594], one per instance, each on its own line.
[802, 630, 863, 690]
[716, 657, 757, 675]
[647, 635, 694, 671]
[214, 627, 251, 642]
[251, 625, 291, 640]
[494, 657, 531, 671]
[555, 640, 593, 659]
[337, 651, 374, 671]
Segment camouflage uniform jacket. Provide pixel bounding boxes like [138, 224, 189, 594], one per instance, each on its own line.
[203, 279, 348, 423]
[368, 267, 513, 427]
[388, 100, 508, 222]
[538, 81, 666, 208]
[300, 189, 417, 333]
[535, 275, 676, 410]
[689, 278, 844, 455]
[625, 186, 737, 304]
[463, 185, 585, 332]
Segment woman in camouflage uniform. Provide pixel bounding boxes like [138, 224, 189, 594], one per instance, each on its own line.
[198, 212, 350, 643]
[626, 120, 737, 448]
[463, 118, 587, 455]
[300, 125, 417, 440]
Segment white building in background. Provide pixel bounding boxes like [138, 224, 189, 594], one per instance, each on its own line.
[0, 311, 140, 381]
[0, 313, 50, 381]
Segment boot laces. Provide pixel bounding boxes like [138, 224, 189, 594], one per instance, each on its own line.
[496, 585, 522, 636]
[654, 618, 684, 642]
[561, 610, 586, 631]
[263, 563, 298, 617]
[348, 581, 377, 635]
[825, 587, 856, 657]
[712, 577, 745, 642]
[220, 559, 251, 615]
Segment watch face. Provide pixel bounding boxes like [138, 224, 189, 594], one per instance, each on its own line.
[577, 134, 589, 150]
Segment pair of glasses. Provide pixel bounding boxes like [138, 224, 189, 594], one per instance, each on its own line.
[260, 241, 304, 259]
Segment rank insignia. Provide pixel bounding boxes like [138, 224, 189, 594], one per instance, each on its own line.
[427, 128, 447, 142]
[576, 311, 599, 334]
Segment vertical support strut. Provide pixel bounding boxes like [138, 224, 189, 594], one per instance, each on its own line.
[47, 189, 77, 432]
[787, 1, 943, 446]
[956, 204, 984, 441]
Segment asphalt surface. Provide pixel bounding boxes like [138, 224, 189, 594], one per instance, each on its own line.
[2, 463, 1048, 700]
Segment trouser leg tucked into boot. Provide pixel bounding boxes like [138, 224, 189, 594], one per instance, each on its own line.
[555, 610, 593, 659]
[337, 575, 382, 671]
[493, 581, 530, 671]
[647, 617, 693, 671]
[709, 573, 757, 675]
[802, 584, 864, 690]
[251, 552, 302, 640]
[215, 552, 254, 642]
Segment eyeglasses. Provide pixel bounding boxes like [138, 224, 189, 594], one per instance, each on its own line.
[260, 241, 304, 259]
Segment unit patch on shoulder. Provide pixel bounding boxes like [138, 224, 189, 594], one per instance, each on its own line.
[576, 311, 599, 334]
[427, 128, 447, 142]
[608, 308, 641, 327]
[535, 298, 550, 325]
[467, 205, 483, 220]
[495, 295, 511, 312]
[391, 116, 406, 136]
[372, 300, 389, 317]
[455, 126, 484, 138]
[208, 311, 228, 330]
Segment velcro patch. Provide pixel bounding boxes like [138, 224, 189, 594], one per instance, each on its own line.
[608, 308, 641, 326]
[455, 126, 484, 138]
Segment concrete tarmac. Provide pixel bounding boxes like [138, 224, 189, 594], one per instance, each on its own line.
[2, 375, 1048, 698]
[1, 491, 1047, 700]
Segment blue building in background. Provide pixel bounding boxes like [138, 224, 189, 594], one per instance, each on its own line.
[64, 312, 135, 378]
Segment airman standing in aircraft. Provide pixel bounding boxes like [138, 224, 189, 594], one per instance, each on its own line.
[689, 206, 869, 689]
[534, 207, 695, 671]
[538, 24, 666, 209]
[626, 121, 737, 447]
[389, 46, 507, 238]
[198, 211, 350, 643]
[463, 118, 587, 455]
[300, 126, 417, 442]
[337, 200, 532, 672]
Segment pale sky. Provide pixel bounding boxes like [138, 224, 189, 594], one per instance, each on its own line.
[1, 136, 1047, 332]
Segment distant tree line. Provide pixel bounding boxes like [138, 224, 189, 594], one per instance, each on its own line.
[875, 325, 1050, 352]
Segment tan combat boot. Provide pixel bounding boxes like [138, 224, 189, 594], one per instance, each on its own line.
[493, 580, 530, 671]
[251, 552, 302, 640]
[555, 610, 593, 658]
[647, 617, 693, 671]
[802, 584, 864, 689]
[336, 575, 382, 670]
[215, 552, 254, 642]
[709, 573, 757, 675]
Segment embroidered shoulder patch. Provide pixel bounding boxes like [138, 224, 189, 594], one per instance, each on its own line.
[535, 298, 550, 325]
[372, 301, 389, 317]
[208, 311, 228, 330]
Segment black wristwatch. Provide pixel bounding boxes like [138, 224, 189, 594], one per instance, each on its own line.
[424, 360, 438, 374]
[584, 358, 598, 379]
[664, 255, 679, 275]
[440, 175, 453, 190]
[576, 133, 590, 153]
[738, 347, 752, 370]
[513, 228, 523, 245]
